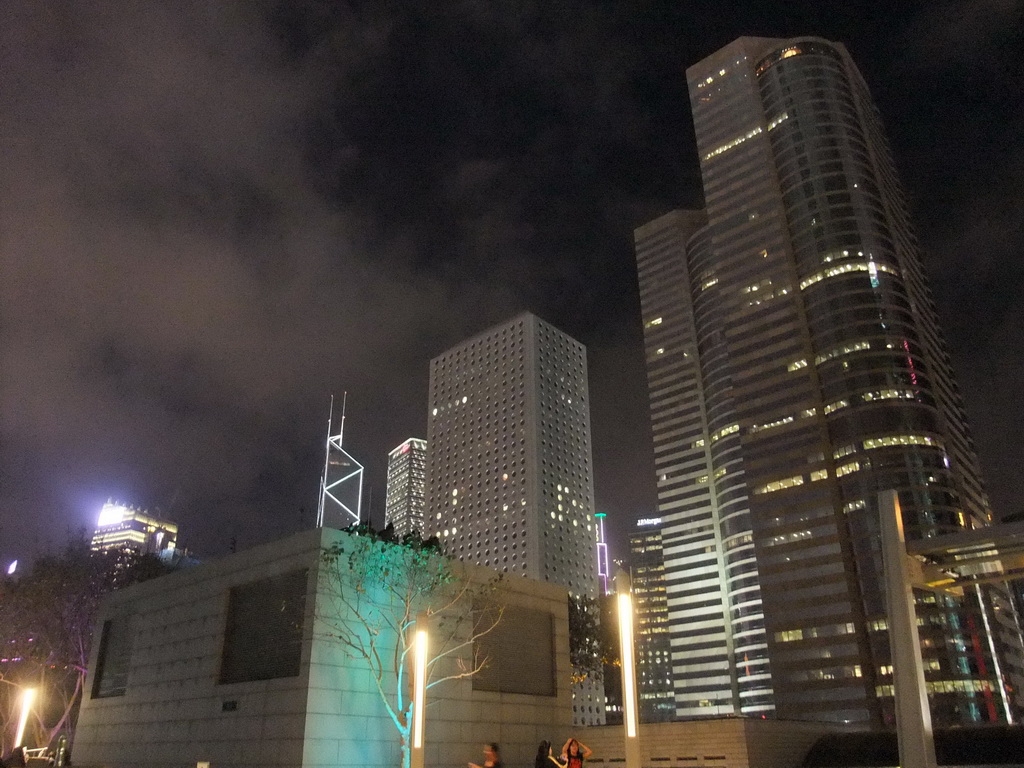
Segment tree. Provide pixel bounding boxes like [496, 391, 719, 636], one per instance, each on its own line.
[0, 540, 172, 754]
[568, 594, 605, 684]
[316, 526, 503, 768]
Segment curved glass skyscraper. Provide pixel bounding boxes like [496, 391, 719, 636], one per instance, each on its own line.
[636, 36, 1021, 726]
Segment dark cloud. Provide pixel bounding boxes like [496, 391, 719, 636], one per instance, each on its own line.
[1, 1, 1022, 566]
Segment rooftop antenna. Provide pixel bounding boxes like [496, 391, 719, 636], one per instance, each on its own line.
[316, 392, 364, 529]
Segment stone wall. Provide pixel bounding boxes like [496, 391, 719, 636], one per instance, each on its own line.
[576, 717, 851, 768]
[73, 528, 572, 768]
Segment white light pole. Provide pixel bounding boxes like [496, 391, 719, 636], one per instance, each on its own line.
[410, 616, 428, 768]
[15, 687, 36, 748]
[879, 489, 937, 768]
[615, 569, 641, 768]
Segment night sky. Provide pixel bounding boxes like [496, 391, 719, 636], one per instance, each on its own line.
[2, 1, 1022, 568]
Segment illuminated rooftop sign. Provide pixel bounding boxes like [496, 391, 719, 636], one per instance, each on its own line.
[637, 517, 662, 527]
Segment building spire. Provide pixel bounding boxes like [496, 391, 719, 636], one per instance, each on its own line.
[316, 392, 364, 529]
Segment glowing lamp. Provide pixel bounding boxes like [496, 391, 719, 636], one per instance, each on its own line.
[413, 629, 427, 748]
[7, 560, 16, 575]
[615, 569, 641, 768]
[409, 618, 428, 768]
[618, 592, 638, 737]
[15, 688, 35, 747]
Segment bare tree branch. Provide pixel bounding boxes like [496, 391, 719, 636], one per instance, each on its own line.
[315, 528, 504, 768]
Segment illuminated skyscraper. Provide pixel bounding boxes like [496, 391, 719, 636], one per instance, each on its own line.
[426, 312, 605, 724]
[385, 438, 428, 538]
[629, 518, 674, 722]
[636, 36, 1020, 726]
[91, 500, 178, 556]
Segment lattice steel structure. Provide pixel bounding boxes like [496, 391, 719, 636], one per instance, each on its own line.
[316, 394, 363, 529]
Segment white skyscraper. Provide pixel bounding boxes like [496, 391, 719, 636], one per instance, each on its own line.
[426, 312, 605, 724]
[385, 437, 427, 538]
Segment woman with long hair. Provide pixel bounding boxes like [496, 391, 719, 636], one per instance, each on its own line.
[560, 738, 593, 768]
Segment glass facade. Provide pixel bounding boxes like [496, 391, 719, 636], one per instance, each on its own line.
[636, 36, 1022, 726]
[629, 519, 676, 722]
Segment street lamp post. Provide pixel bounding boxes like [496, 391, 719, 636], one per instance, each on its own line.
[615, 569, 641, 768]
[15, 687, 36, 748]
[879, 489, 937, 768]
[410, 615, 428, 768]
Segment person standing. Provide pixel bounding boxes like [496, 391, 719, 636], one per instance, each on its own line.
[537, 740, 567, 768]
[469, 742, 503, 768]
[560, 738, 592, 768]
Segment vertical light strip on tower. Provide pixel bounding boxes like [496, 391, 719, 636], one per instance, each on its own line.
[595, 512, 610, 595]
[316, 392, 364, 529]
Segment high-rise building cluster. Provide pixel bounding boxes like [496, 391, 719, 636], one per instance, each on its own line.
[632, 35, 1022, 727]
[371, 33, 1021, 735]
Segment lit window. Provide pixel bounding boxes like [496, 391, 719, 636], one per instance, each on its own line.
[750, 415, 794, 434]
[774, 629, 803, 642]
[702, 113, 789, 161]
[835, 461, 860, 478]
[742, 279, 772, 295]
[755, 474, 804, 494]
[710, 424, 739, 442]
[815, 341, 870, 366]
[800, 262, 897, 291]
[862, 434, 941, 450]
[862, 389, 915, 402]
[833, 444, 856, 460]
[823, 399, 848, 415]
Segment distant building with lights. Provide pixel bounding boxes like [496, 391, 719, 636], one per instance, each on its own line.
[385, 438, 428, 538]
[91, 501, 178, 556]
[629, 518, 674, 722]
[426, 312, 605, 725]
